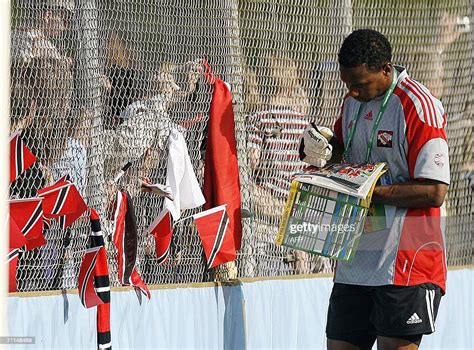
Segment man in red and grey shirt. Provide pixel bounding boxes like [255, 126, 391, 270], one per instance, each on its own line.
[300, 29, 449, 349]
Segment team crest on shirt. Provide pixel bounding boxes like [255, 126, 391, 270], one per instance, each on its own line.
[377, 130, 393, 148]
[434, 153, 445, 167]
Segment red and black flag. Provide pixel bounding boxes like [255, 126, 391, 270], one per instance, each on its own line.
[147, 209, 173, 265]
[9, 198, 46, 250]
[202, 61, 243, 251]
[78, 208, 111, 350]
[7, 215, 28, 292]
[9, 133, 37, 183]
[193, 204, 236, 269]
[38, 175, 87, 230]
[113, 191, 151, 301]
[7, 251, 21, 293]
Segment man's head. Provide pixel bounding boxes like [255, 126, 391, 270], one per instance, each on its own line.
[338, 29, 393, 102]
[39, 0, 74, 38]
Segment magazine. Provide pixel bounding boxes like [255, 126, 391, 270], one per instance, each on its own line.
[293, 162, 388, 199]
[275, 162, 388, 261]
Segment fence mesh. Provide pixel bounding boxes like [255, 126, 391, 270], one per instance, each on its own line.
[9, 0, 473, 291]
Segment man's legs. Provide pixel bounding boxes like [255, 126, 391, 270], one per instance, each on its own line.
[376, 336, 421, 350]
[371, 283, 442, 350]
[326, 283, 376, 350]
[328, 339, 371, 350]
[328, 336, 420, 350]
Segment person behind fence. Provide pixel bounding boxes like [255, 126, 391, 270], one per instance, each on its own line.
[300, 29, 450, 349]
[10, 0, 74, 191]
[247, 54, 331, 275]
[10, 0, 75, 291]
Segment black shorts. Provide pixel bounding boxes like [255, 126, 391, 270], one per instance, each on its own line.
[326, 283, 442, 349]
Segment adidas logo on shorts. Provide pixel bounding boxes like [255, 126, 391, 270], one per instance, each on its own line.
[406, 313, 423, 324]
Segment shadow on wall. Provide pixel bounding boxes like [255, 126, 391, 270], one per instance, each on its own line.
[215, 283, 246, 349]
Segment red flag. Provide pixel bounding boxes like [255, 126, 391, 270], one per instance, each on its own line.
[202, 62, 242, 250]
[9, 215, 28, 250]
[148, 209, 173, 265]
[7, 217, 27, 292]
[38, 176, 87, 229]
[113, 191, 150, 300]
[78, 246, 103, 308]
[8, 251, 21, 293]
[10, 133, 37, 183]
[78, 208, 111, 349]
[193, 205, 236, 269]
[7, 214, 27, 292]
[9, 198, 46, 250]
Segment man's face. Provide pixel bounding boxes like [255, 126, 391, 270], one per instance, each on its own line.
[340, 63, 391, 102]
[43, 9, 68, 38]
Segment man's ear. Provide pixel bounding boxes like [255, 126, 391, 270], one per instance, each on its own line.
[382, 63, 392, 76]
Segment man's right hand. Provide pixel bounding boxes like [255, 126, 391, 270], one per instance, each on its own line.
[299, 124, 333, 167]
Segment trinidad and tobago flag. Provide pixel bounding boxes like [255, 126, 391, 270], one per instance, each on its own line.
[147, 209, 173, 265]
[193, 204, 236, 269]
[7, 214, 28, 292]
[37, 175, 87, 230]
[9, 198, 46, 251]
[113, 191, 151, 302]
[9, 133, 37, 183]
[78, 208, 111, 350]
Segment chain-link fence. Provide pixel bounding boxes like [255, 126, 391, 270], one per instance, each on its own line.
[9, 0, 473, 292]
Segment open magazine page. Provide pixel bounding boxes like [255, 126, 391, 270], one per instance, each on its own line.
[276, 180, 368, 262]
[293, 163, 387, 199]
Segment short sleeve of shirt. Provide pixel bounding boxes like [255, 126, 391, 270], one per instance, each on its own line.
[401, 91, 450, 185]
[413, 137, 450, 184]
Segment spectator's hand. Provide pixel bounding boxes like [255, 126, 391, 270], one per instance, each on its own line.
[140, 178, 174, 201]
[299, 124, 333, 167]
[40, 164, 55, 186]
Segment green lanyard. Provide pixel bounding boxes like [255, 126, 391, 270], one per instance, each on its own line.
[342, 69, 398, 163]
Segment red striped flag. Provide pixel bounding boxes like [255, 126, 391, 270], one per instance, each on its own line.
[9, 198, 46, 250]
[7, 216, 28, 292]
[78, 208, 111, 349]
[148, 209, 173, 265]
[78, 246, 103, 308]
[9, 133, 37, 183]
[38, 175, 87, 230]
[113, 191, 151, 301]
[193, 204, 236, 269]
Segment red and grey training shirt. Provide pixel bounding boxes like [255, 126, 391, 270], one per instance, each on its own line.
[333, 66, 450, 292]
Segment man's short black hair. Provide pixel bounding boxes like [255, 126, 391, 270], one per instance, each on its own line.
[338, 29, 392, 71]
